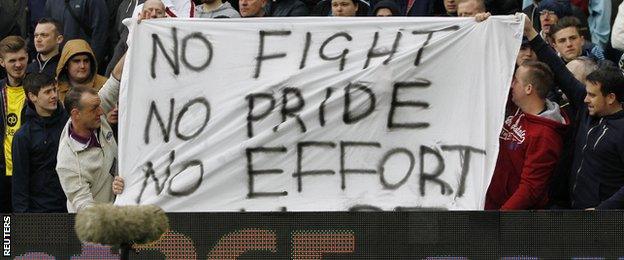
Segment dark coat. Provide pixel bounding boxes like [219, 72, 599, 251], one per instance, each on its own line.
[267, 0, 309, 16]
[44, 0, 109, 65]
[12, 104, 68, 213]
[106, 0, 145, 76]
[26, 54, 61, 78]
[485, 0, 521, 15]
[0, 0, 27, 40]
[531, 35, 624, 209]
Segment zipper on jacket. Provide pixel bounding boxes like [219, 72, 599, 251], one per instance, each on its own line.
[571, 118, 603, 206]
[593, 126, 608, 150]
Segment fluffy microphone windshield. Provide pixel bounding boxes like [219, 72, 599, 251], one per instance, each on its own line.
[75, 204, 169, 245]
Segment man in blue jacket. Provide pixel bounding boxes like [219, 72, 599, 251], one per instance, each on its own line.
[522, 13, 624, 209]
[12, 72, 68, 212]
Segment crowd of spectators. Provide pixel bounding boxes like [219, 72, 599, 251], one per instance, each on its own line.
[0, 0, 624, 212]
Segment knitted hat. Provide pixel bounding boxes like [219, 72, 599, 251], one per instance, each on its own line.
[372, 0, 400, 16]
[537, 0, 570, 18]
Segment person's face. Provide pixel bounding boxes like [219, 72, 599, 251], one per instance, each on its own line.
[539, 10, 559, 34]
[443, 0, 457, 14]
[516, 46, 537, 66]
[74, 92, 103, 130]
[584, 81, 614, 117]
[239, 0, 266, 17]
[552, 27, 583, 62]
[142, 0, 166, 18]
[0, 49, 28, 83]
[67, 54, 91, 84]
[332, 0, 358, 17]
[457, 1, 478, 17]
[376, 7, 393, 16]
[511, 66, 530, 105]
[34, 23, 63, 55]
[29, 84, 58, 115]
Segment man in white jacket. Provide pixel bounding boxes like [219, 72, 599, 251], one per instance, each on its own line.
[55, 56, 125, 212]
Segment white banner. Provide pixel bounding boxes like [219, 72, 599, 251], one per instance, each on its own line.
[116, 17, 523, 211]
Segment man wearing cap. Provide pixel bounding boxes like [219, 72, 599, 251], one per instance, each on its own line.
[373, 0, 400, 16]
[536, 0, 569, 44]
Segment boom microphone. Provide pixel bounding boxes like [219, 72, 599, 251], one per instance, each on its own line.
[75, 204, 169, 246]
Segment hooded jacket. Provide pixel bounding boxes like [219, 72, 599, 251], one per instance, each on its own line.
[530, 35, 624, 209]
[11, 103, 68, 213]
[56, 76, 119, 213]
[486, 100, 569, 210]
[55, 39, 107, 103]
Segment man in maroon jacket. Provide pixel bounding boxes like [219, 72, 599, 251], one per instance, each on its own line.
[485, 61, 569, 210]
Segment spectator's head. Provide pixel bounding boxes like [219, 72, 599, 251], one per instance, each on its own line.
[537, 0, 567, 35]
[0, 36, 28, 85]
[584, 66, 624, 116]
[443, 0, 457, 15]
[550, 16, 583, 63]
[457, 0, 485, 17]
[516, 37, 537, 67]
[332, 0, 358, 17]
[65, 86, 103, 130]
[141, 0, 167, 19]
[34, 18, 63, 57]
[57, 39, 97, 86]
[373, 0, 400, 16]
[23, 73, 58, 116]
[512, 61, 553, 107]
[239, 0, 267, 17]
[566, 56, 597, 82]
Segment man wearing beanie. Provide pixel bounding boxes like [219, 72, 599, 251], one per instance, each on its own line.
[536, 0, 570, 44]
[373, 0, 400, 16]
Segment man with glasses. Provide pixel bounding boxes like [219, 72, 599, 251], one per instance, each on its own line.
[536, 0, 569, 44]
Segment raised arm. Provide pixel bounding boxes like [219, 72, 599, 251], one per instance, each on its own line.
[523, 14, 587, 111]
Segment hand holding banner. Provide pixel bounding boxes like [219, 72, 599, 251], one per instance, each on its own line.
[116, 17, 523, 211]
